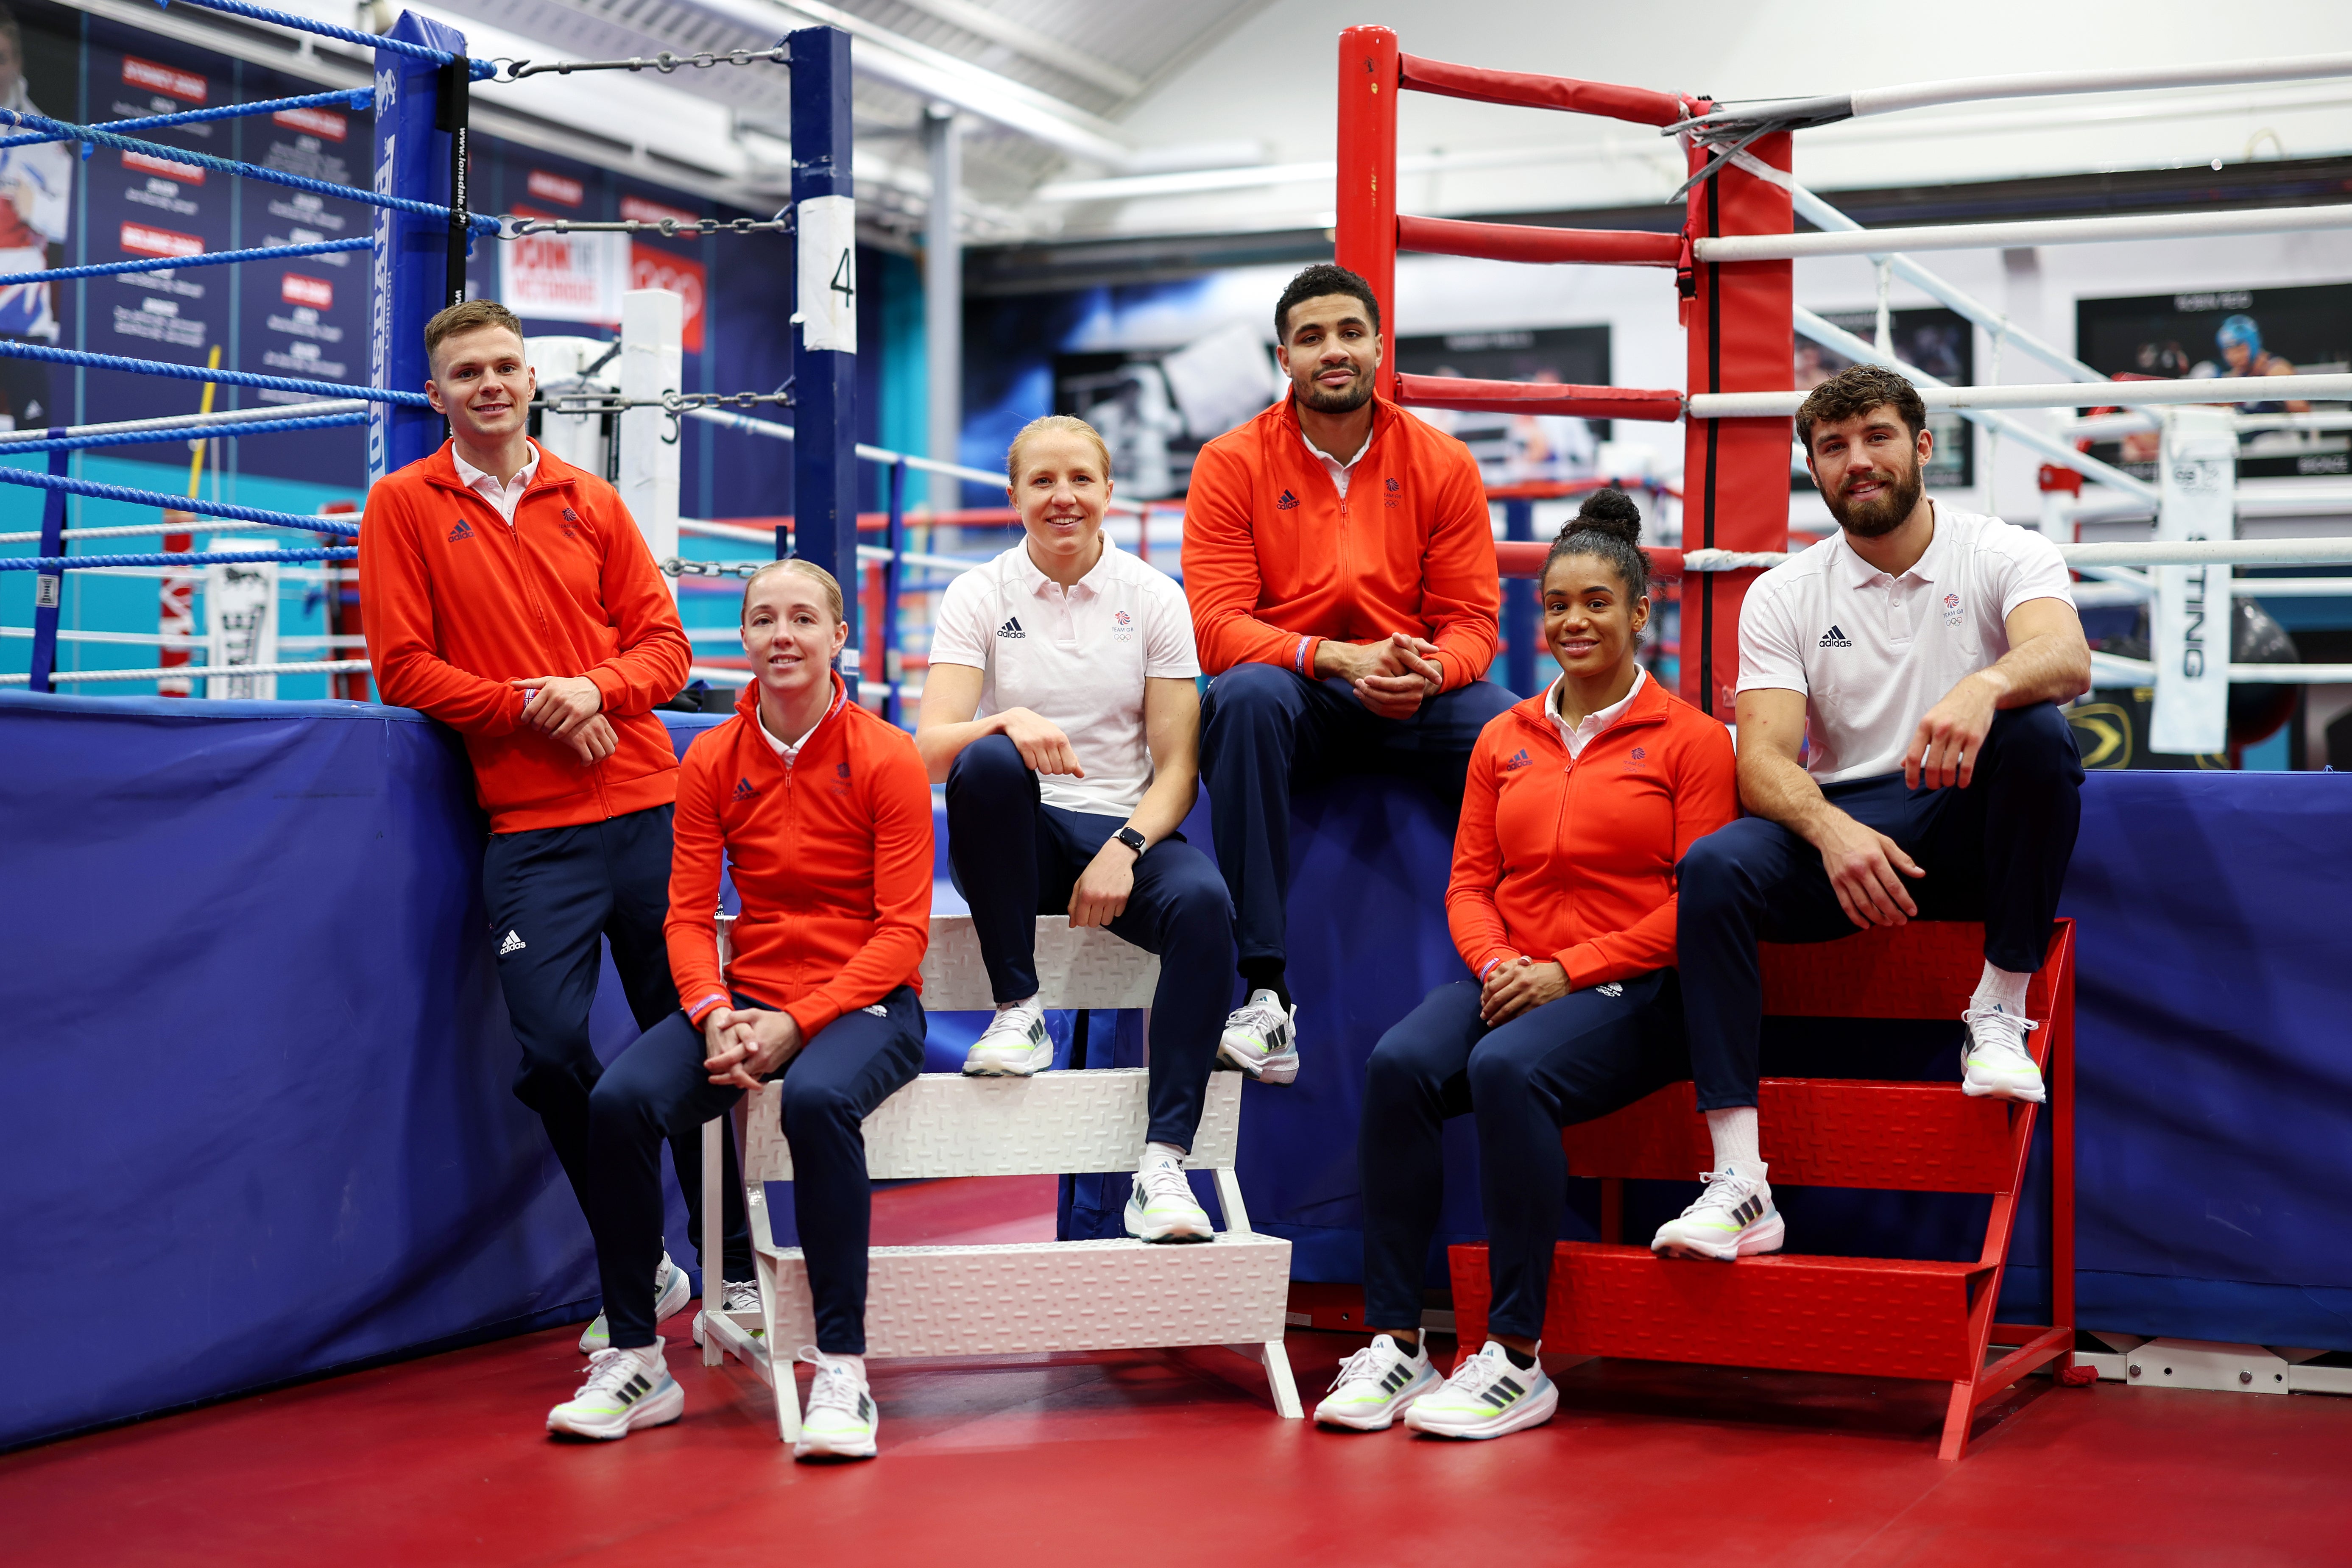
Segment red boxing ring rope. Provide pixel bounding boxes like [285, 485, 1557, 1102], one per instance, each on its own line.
[1393, 373, 1683, 423]
[1396, 53, 1692, 127]
[1396, 214, 1680, 268]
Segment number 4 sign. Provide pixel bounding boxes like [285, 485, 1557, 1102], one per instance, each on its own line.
[796, 194, 857, 354]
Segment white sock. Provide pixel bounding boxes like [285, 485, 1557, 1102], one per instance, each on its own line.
[1971, 964, 2030, 1016]
[999, 993, 1039, 1013]
[1705, 1106, 1761, 1178]
[1141, 1141, 1186, 1171]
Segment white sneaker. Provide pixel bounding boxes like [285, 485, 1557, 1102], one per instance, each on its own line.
[1651, 1163, 1786, 1262]
[547, 1344, 683, 1440]
[1961, 1005, 2046, 1103]
[579, 1251, 694, 1353]
[1218, 990, 1299, 1084]
[1314, 1334, 1440, 1430]
[694, 1278, 765, 1348]
[1401, 1341, 1557, 1440]
[794, 1348, 879, 1461]
[963, 997, 1053, 1077]
[1124, 1158, 1214, 1243]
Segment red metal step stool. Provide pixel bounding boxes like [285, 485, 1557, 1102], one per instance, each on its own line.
[1448, 919, 2077, 1460]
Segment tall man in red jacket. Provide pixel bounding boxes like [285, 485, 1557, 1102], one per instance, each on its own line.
[1185, 263, 1512, 1083]
[360, 299, 748, 1345]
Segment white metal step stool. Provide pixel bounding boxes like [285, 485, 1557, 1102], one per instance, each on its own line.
[695, 913, 1301, 1442]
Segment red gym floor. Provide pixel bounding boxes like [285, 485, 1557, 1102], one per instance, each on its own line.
[9, 1178, 2349, 1568]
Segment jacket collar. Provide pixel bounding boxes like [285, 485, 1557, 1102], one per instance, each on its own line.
[734, 668, 848, 746]
[419, 438, 585, 496]
[1504, 663, 1673, 744]
[1270, 390, 1399, 463]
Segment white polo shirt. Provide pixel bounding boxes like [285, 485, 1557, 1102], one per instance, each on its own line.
[1737, 503, 2074, 785]
[929, 536, 1200, 818]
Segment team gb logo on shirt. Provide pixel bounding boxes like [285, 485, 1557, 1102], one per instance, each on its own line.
[1943, 591, 1963, 626]
[1113, 609, 1135, 642]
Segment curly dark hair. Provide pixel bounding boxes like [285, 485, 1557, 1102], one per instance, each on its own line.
[1794, 363, 1928, 451]
[1274, 262, 1380, 343]
[1542, 487, 1649, 599]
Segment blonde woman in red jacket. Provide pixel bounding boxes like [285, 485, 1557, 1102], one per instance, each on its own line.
[1314, 492, 1737, 1442]
[544, 560, 933, 1464]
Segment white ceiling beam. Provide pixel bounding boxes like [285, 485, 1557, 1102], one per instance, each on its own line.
[882, 0, 1143, 100]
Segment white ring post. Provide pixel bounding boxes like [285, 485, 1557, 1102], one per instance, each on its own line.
[619, 290, 684, 596]
[2148, 408, 2236, 756]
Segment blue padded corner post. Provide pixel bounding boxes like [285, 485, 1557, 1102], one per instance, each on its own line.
[368, 10, 468, 488]
[789, 24, 859, 694]
[1504, 497, 1536, 697]
[24, 442, 68, 693]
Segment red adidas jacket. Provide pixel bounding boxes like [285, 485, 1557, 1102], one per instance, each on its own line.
[359, 441, 690, 833]
[1183, 395, 1500, 691]
[667, 674, 934, 1042]
[1448, 675, 1738, 987]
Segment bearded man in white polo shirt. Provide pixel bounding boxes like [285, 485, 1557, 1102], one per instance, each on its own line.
[1654, 365, 2091, 1262]
[917, 415, 1235, 1245]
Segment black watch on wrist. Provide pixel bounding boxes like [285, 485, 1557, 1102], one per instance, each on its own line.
[1113, 825, 1147, 859]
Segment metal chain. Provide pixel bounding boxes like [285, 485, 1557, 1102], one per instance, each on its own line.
[498, 213, 792, 240]
[491, 45, 788, 83]
[661, 557, 769, 579]
[535, 389, 794, 417]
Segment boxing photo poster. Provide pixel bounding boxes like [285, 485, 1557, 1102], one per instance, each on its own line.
[2075, 284, 2352, 481]
[1793, 306, 1975, 490]
[1392, 325, 1613, 487]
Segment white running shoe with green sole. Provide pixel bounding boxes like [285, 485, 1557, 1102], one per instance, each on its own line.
[1315, 1334, 1440, 1430]
[579, 1251, 693, 1353]
[1401, 1341, 1557, 1440]
[1650, 1164, 1785, 1262]
[1218, 991, 1299, 1084]
[547, 1345, 683, 1440]
[794, 1348, 879, 1461]
[1961, 1005, 2046, 1103]
[1124, 1160, 1214, 1243]
[964, 998, 1053, 1077]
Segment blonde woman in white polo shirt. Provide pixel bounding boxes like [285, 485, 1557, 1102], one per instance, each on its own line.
[1657, 365, 2092, 1262]
[915, 415, 1234, 1244]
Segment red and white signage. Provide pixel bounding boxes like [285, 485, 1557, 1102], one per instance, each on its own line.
[122, 149, 205, 184]
[272, 106, 347, 142]
[120, 222, 203, 259]
[526, 170, 585, 208]
[631, 244, 708, 353]
[499, 205, 627, 323]
[123, 56, 206, 103]
[281, 273, 334, 309]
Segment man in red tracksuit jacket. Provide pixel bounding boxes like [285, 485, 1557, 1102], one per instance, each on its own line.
[1182, 262, 1514, 1084]
[359, 299, 749, 1346]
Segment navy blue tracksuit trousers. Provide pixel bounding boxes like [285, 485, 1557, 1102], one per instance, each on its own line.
[1199, 663, 1517, 973]
[1676, 702, 2084, 1111]
[1362, 972, 1689, 1341]
[481, 803, 751, 1285]
[946, 735, 1235, 1150]
[583, 985, 926, 1353]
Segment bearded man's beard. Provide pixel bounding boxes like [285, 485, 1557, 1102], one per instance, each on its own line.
[1296, 366, 1373, 414]
[1824, 454, 1924, 538]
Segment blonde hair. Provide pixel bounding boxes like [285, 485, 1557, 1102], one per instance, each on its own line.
[740, 557, 845, 624]
[424, 298, 526, 368]
[1006, 414, 1112, 487]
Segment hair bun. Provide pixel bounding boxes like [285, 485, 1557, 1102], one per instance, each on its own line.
[1554, 487, 1642, 547]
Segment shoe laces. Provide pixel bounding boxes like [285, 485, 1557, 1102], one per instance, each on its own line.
[1232, 994, 1288, 1032]
[798, 1346, 867, 1416]
[1962, 1005, 2040, 1061]
[1677, 1165, 1761, 1220]
[1440, 1342, 1516, 1395]
[1135, 1160, 1196, 1208]
[723, 1279, 760, 1312]
[1327, 1338, 1415, 1393]
[979, 1001, 1043, 1045]
[575, 1345, 658, 1399]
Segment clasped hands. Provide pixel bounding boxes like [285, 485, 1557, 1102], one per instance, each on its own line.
[1321, 633, 1444, 719]
[1480, 954, 1569, 1025]
[702, 1005, 805, 1089]
[511, 672, 615, 765]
